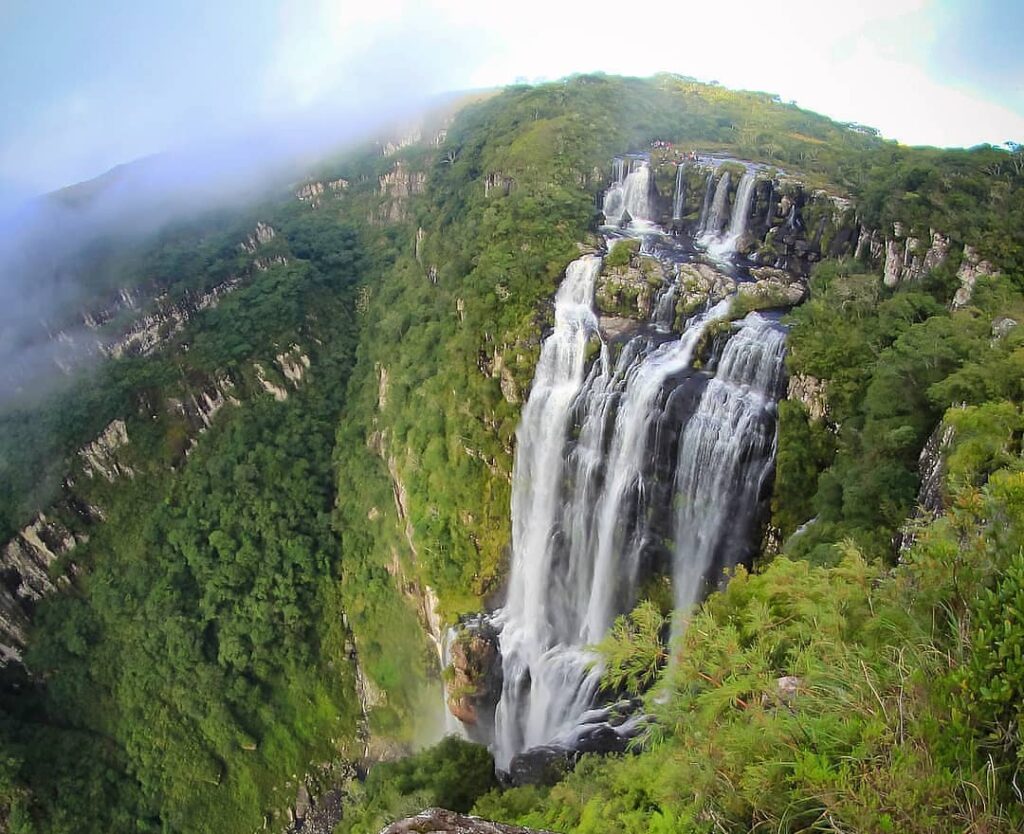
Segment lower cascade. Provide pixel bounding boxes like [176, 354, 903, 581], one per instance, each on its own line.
[485, 156, 789, 771]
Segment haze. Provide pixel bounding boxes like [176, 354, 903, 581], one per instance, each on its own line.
[1, 0, 1022, 204]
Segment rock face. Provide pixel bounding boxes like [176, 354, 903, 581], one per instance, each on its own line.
[787, 374, 829, 423]
[104, 277, 244, 360]
[595, 255, 663, 319]
[78, 419, 133, 481]
[445, 621, 503, 735]
[952, 244, 998, 309]
[0, 514, 77, 662]
[377, 161, 427, 223]
[484, 171, 515, 197]
[882, 227, 950, 288]
[676, 263, 736, 317]
[897, 420, 956, 555]
[239, 221, 276, 254]
[380, 808, 554, 834]
[738, 268, 808, 309]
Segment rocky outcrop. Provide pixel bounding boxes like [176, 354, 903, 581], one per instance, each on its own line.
[505, 699, 649, 786]
[167, 372, 239, 433]
[445, 621, 502, 732]
[676, 262, 736, 317]
[952, 245, 998, 309]
[377, 161, 427, 223]
[254, 364, 288, 402]
[381, 808, 554, 834]
[897, 420, 956, 555]
[992, 316, 1018, 340]
[882, 227, 950, 288]
[253, 347, 310, 402]
[854, 227, 884, 262]
[277, 345, 311, 386]
[787, 373, 829, 423]
[484, 172, 515, 197]
[296, 181, 326, 206]
[239, 221, 276, 254]
[0, 514, 77, 662]
[78, 419, 133, 481]
[595, 256, 663, 319]
[104, 277, 244, 359]
[295, 179, 349, 208]
[737, 267, 808, 309]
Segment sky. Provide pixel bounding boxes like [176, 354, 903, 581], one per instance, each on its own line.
[0, 0, 1022, 201]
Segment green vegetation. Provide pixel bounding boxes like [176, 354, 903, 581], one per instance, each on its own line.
[472, 431, 1024, 831]
[336, 738, 499, 834]
[592, 600, 669, 697]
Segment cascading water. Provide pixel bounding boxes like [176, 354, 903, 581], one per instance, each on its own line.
[696, 171, 715, 234]
[700, 171, 731, 239]
[672, 164, 686, 221]
[705, 169, 757, 258]
[671, 313, 786, 614]
[602, 158, 654, 227]
[487, 159, 789, 772]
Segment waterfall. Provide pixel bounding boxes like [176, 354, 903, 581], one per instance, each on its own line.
[699, 171, 731, 240]
[706, 170, 757, 257]
[696, 171, 715, 233]
[725, 171, 756, 242]
[672, 164, 686, 221]
[652, 271, 678, 331]
[671, 313, 786, 614]
[493, 254, 604, 764]
[602, 159, 654, 227]
[487, 160, 789, 772]
[493, 260, 733, 767]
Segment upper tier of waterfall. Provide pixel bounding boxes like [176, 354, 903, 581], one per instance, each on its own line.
[601, 157, 655, 229]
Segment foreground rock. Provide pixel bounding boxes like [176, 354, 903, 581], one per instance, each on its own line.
[380, 808, 553, 834]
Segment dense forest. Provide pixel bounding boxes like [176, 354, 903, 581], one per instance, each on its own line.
[1, 74, 1023, 833]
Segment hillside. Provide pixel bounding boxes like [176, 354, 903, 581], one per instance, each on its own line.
[1, 74, 1022, 833]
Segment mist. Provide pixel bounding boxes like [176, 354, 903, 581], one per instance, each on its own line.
[0, 0, 494, 409]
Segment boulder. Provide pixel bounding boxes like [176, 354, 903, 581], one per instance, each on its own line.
[446, 622, 502, 731]
[380, 808, 554, 834]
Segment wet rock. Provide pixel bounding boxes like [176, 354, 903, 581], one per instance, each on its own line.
[676, 263, 736, 316]
[506, 746, 573, 787]
[596, 255, 663, 319]
[446, 622, 502, 731]
[381, 808, 554, 834]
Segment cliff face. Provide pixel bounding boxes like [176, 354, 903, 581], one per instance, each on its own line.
[0, 514, 77, 662]
[0, 344, 315, 665]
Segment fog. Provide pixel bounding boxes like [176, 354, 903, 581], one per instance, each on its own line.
[1, 0, 1022, 408]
